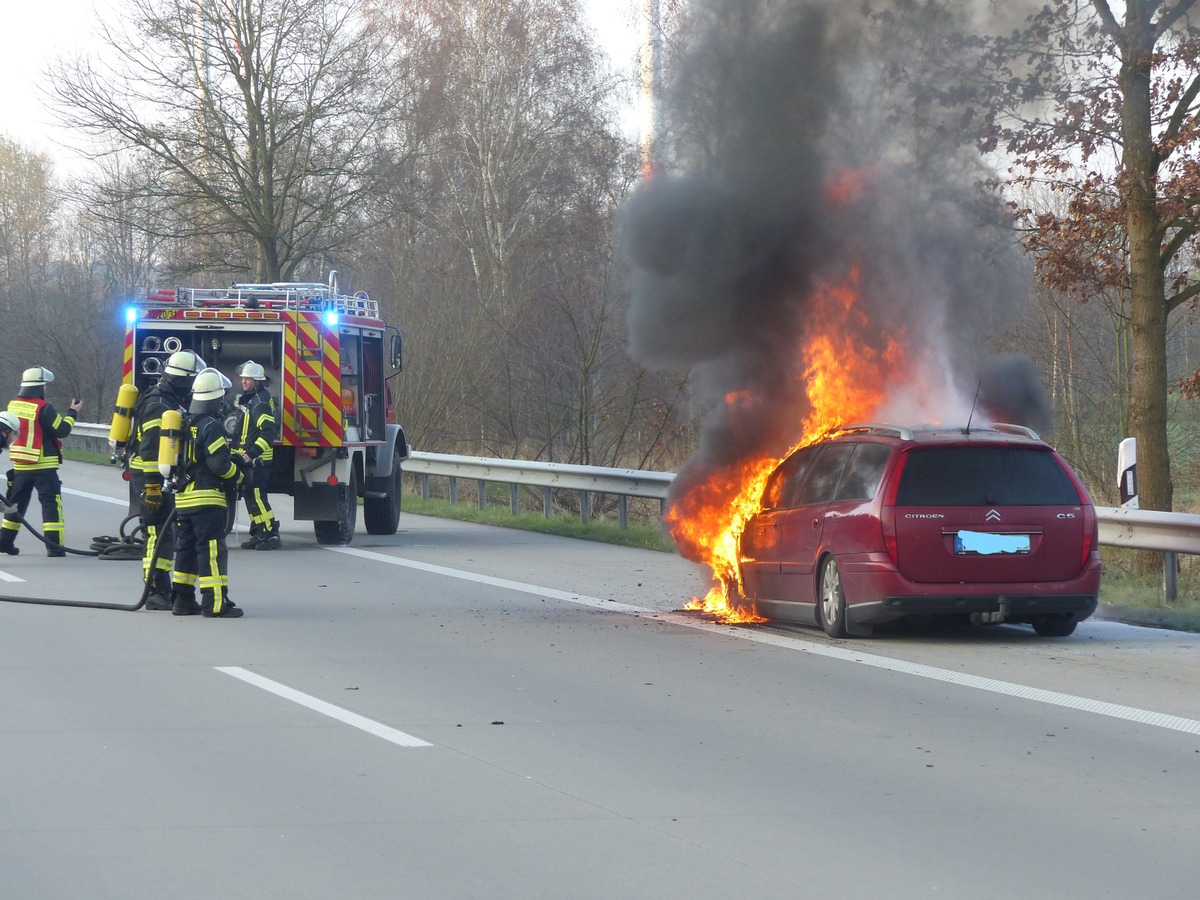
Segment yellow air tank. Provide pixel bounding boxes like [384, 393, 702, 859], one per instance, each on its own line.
[108, 383, 139, 446]
[158, 409, 183, 479]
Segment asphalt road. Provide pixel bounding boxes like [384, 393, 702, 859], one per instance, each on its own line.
[1, 461, 1198, 899]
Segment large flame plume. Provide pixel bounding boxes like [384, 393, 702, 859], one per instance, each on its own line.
[668, 253, 910, 622]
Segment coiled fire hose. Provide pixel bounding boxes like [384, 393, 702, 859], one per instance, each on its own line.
[0, 487, 166, 611]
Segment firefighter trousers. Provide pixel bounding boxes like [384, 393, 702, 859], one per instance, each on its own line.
[0, 468, 65, 553]
[134, 472, 176, 597]
[241, 463, 276, 535]
[172, 506, 231, 614]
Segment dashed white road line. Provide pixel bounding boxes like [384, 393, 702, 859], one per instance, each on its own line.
[329, 545, 1200, 738]
[216, 665, 432, 748]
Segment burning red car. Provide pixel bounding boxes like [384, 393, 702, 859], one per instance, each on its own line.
[735, 423, 1102, 637]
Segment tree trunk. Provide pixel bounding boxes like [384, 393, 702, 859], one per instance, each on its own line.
[1120, 6, 1172, 574]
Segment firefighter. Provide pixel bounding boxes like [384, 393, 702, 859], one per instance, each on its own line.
[170, 368, 245, 618]
[0, 410, 16, 454]
[131, 350, 205, 609]
[0, 367, 82, 557]
[233, 360, 280, 550]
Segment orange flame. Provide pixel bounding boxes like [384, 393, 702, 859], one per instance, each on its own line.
[672, 259, 909, 623]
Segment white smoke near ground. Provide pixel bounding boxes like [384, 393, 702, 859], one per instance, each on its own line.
[618, 0, 1053, 517]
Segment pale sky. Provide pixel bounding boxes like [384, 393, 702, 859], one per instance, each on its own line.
[0, 0, 643, 174]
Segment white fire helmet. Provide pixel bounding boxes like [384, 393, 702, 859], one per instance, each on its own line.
[192, 368, 232, 401]
[163, 350, 205, 378]
[237, 360, 267, 381]
[0, 410, 17, 433]
[20, 366, 54, 387]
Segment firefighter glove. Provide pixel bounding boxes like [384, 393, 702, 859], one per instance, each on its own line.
[142, 482, 163, 514]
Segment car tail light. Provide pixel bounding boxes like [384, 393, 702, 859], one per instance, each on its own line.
[879, 453, 907, 566]
[1080, 504, 1096, 568]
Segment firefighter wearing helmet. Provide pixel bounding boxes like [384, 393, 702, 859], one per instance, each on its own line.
[0, 366, 83, 557]
[129, 349, 206, 608]
[0, 410, 18, 498]
[169, 367, 245, 618]
[0, 409, 17, 453]
[232, 360, 280, 550]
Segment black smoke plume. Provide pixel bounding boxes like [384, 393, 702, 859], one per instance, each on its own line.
[617, 0, 1048, 557]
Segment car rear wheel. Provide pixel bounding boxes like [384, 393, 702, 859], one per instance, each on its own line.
[1031, 614, 1077, 637]
[819, 557, 849, 639]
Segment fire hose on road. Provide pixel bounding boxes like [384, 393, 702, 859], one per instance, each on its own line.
[0, 486, 162, 611]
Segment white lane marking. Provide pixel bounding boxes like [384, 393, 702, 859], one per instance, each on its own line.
[0, 569, 24, 583]
[63, 487, 128, 506]
[330, 546, 647, 613]
[330, 545, 1200, 738]
[215, 666, 432, 748]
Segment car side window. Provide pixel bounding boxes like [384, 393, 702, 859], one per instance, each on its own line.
[761, 446, 818, 510]
[794, 443, 856, 507]
[834, 443, 892, 501]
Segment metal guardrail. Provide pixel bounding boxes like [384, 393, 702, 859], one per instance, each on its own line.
[66, 423, 1200, 551]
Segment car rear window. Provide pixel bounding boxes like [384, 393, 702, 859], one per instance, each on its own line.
[895, 446, 1081, 506]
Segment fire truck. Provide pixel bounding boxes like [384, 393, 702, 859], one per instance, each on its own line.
[119, 273, 406, 544]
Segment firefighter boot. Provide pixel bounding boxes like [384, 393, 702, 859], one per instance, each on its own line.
[45, 534, 66, 558]
[202, 597, 244, 618]
[145, 572, 174, 609]
[0, 533, 17, 556]
[144, 592, 173, 611]
[240, 525, 263, 550]
[171, 591, 201, 617]
[255, 523, 281, 551]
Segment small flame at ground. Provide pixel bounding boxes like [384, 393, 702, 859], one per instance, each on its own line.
[672, 259, 909, 623]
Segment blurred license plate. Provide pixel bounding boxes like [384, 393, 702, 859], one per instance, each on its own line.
[955, 530, 1030, 555]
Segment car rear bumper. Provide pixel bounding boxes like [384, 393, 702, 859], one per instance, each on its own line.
[840, 553, 1102, 626]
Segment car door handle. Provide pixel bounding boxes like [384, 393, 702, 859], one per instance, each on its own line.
[812, 518, 820, 529]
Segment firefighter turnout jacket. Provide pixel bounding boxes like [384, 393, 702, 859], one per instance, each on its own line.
[234, 385, 276, 463]
[6, 398, 75, 471]
[133, 381, 190, 489]
[177, 411, 242, 511]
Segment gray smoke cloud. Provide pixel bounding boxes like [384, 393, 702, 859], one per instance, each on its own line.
[617, 0, 1051, 550]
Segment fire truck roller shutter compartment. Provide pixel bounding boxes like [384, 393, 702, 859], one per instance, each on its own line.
[196, 335, 280, 374]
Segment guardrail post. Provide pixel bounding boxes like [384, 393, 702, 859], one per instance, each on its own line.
[477, 479, 487, 511]
[1165, 552, 1179, 602]
[510, 484, 519, 515]
[580, 491, 590, 524]
[421, 474, 430, 501]
[449, 476, 458, 504]
[543, 487, 552, 518]
[618, 495, 628, 530]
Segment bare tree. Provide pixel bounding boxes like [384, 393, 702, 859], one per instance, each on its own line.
[48, 0, 402, 282]
[358, 0, 682, 470]
[0, 137, 60, 394]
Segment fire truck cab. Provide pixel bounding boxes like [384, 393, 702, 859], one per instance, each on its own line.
[121, 273, 406, 544]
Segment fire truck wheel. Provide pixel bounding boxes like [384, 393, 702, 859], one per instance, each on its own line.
[364, 454, 402, 535]
[314, 467, 358, 545]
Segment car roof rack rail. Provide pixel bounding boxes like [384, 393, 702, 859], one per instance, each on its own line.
[835, 423, 914, 441]
[988, 422, 1041, 440]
